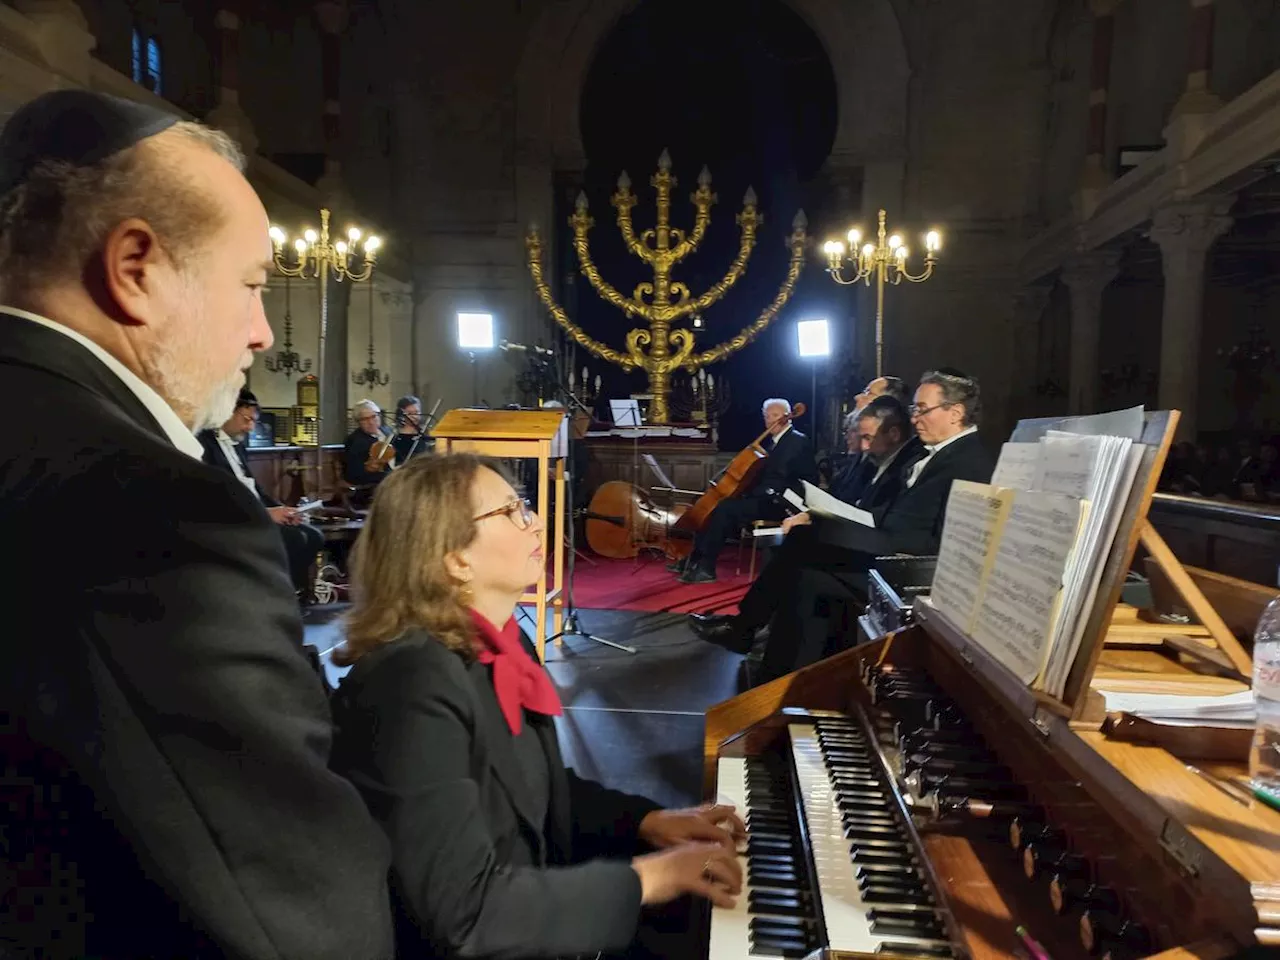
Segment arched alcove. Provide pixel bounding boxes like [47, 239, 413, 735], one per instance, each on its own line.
[514, 0, 910, 170]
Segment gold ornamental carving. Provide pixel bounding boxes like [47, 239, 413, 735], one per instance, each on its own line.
[526, 150, 808, 423]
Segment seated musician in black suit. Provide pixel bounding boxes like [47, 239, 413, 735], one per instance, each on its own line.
[344, 398, 394, 501]
[199, 388, 325, 597]
[391, 393, 435, 464]
[673, 397, 819, 584]
[694, 371, 993, 679]
[330, 454, 744, 960]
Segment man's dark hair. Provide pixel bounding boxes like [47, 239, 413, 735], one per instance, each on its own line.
[879, 376, 908, 403]
[857, 395, 911, 441]
[235, 388, 258, 411]
[919, 368, 982, 427]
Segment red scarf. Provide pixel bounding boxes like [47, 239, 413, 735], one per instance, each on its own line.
[469, 609, 563, 735]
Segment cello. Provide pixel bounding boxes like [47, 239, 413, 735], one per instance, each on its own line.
[666, 400, 805, 558]
[581, 401, 805, 561]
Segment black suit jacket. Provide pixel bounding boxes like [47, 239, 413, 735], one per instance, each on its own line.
[344, 428, 390, 487]
[755, 427, 820, 498]
[331, 630, 658, 960]
[880, 430, 995, 554]
[856, 436, 924, 525]
[0, 316, 392, 959]
[197, 429, 281, 506]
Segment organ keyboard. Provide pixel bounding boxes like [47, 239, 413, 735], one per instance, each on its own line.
[703, 603, 1280, 960]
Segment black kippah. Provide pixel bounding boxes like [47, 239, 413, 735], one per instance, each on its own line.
[0, 89, 178, 195]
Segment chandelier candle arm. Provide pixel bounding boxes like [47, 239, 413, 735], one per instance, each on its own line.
[268, 207, 383, 484]
[822, 208, 942, 377]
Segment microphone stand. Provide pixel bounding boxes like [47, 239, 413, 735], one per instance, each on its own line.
[541, 350, 636, 655]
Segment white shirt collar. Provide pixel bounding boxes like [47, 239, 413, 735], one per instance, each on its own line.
[924, 424, 977, 455]
[215, 428, 258, 493]
[771, 423, 791, 443]
[907, 426, 977, 488]
[4, 306, 205, 461]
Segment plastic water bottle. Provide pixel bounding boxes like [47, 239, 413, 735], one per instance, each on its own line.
[1251, 597, 1280, 794]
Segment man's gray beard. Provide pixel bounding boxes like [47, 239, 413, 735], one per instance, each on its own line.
[194, 371, 246, 432]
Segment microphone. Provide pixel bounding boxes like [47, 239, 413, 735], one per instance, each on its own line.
[499, 339, 554, 357]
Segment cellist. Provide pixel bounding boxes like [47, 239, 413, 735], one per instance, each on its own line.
[672, 398, 818, 583]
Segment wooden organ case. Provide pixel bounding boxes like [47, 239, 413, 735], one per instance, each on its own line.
[703, 411, 1280, 960]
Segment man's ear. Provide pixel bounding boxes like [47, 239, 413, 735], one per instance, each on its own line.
[99, 217, 165, 326]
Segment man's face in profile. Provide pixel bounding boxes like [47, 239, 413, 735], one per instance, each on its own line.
[854, 377, 888, 411]
[139, 136, 275, 431]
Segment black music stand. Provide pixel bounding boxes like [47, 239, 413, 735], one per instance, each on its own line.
[531, 351, 636, 655]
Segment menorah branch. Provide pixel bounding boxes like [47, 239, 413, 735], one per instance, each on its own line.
[572, 230, 648, 319]
[684, 227, 807, 369]
[526, 233, 639, 370]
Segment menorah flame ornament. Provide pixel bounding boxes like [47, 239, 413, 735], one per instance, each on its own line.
[526, 149, 808, 423]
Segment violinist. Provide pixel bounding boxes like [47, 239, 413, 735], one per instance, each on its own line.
[343, 398, 394, 491]
[672, 398, 818, 584]
[391, 394, 435, 465]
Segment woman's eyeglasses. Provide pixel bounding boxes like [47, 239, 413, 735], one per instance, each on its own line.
[473, 498, 535, 530]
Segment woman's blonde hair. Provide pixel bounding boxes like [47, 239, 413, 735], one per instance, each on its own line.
[334, 453, 512, 665]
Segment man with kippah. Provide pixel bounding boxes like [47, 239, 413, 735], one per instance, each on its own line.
[0, 91, 392, 958]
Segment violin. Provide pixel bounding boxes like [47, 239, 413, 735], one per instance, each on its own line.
[666, 400, 806, 556]
[364, 431, 396, 474]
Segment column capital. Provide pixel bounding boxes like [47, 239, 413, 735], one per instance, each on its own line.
[1088, 0, 1119, 16]
[214, 9, 240, 31]
[1061, 247, 1122, 297]
[1150, 197, 1233, 259]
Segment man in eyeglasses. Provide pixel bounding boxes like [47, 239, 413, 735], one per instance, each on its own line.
[691, 369, 993, 681]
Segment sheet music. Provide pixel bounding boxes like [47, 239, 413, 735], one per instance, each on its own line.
[642, 454, 675, 490]
[783, 488, 806, 512]
[930, 482, 1011, 634]
[970, 491, 1088, 684]
[991, 442, 1040, 490]
[1041, 442, 1145, 696]
[801, 480, 875, 527]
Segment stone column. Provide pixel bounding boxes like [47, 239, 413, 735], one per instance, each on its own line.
[1010, 284, 1053, 415]
[314, 0, 351, 443]
[1077, 0, 1118, 214]
[1151, 197, 1232, 439]
[206, 4, 258, 155]
[1061, 249, 1122, 415]
[1165, 0, 1222, 157]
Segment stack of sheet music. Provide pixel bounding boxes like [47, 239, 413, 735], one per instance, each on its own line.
[929, 407, 1147, 697]
[1100, 689, 1256, 728]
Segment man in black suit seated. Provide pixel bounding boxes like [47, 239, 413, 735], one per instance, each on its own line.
[673, 397, 819, 584]
[0, 90, 391, 957]
[199, 388, 326, 599]
[343, 397, 393, 503]
[693, 371, 994, 679]
[690, 395, 917, 647]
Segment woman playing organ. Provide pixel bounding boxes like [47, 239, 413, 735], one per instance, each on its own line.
[330, 453, 743, 959]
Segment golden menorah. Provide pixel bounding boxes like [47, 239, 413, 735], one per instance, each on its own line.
[526, 150, 807, 423]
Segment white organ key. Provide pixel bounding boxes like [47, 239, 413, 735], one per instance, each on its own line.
[788, 722, 882, 953]
[708, 756, 758, 960]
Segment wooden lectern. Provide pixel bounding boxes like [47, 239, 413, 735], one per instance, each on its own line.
[433, 408, 567, 660]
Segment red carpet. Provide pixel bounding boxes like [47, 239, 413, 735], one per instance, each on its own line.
[562, 554, 752, 614]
